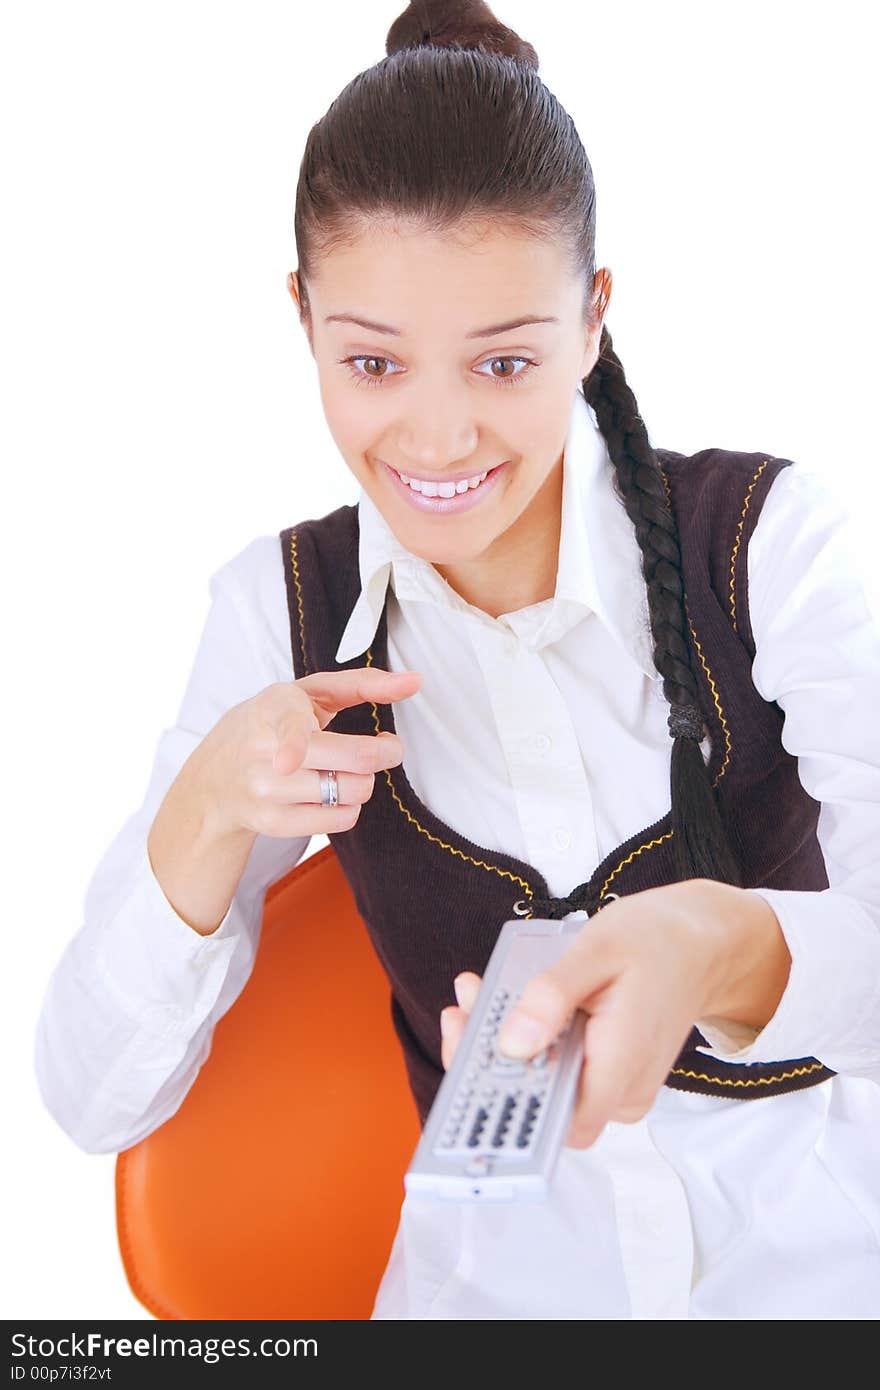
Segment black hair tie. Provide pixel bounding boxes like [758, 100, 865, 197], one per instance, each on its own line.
[667, 702, 705, 741]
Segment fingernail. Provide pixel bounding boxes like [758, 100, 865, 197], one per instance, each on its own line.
[440, 1009, 453, 1038]
[453, 976, 465, 1007]
[497, 1011, 544, 1058]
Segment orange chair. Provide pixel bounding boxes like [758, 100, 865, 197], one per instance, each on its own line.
[115, 843, 421, 1320]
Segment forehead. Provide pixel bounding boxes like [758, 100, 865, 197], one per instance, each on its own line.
[308, 218, 578, 333]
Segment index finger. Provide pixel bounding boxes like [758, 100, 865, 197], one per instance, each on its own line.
[295, 666, 422, 727]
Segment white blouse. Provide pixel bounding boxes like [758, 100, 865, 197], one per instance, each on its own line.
[34, 390, 880, 1319]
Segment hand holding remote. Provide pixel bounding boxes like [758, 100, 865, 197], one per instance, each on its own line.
[439, 880, 765, 1152]
[407, 918, 587, 1201]
[441, 968, 586, 1149]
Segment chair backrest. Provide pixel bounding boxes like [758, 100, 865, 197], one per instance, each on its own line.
[115, 843, 421, 1319]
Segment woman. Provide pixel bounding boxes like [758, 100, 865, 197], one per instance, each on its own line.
[35, 0, 880, 1319]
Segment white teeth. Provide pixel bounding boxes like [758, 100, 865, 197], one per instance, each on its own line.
[398, 469, 489, 496]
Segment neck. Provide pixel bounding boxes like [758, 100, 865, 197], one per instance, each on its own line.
[433, 457, 563, 619]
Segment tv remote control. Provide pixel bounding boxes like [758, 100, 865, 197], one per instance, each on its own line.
[404, 915, 588, 1202]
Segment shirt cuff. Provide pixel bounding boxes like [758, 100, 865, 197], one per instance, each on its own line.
[93, 841, 243, 1038]
[694, 886, 880, 1073]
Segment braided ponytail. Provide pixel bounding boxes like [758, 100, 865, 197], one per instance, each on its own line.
[294, 0, 744, 887]
[584, 331, 743, 885]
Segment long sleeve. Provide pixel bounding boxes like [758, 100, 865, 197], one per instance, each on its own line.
[694, 466, 880, 1079]
[33, 536, 311, 1154]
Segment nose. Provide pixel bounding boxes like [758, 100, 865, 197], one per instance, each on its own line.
[395, 414, 479, 474]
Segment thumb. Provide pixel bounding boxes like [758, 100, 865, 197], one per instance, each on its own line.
[440, 1006, 469, 1071]
[496, 971, 573, 1060]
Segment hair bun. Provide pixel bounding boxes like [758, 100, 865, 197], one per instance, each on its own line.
[386, 0, 539, 71]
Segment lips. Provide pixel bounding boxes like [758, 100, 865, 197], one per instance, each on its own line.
[391, 464, 494, 492]
[382, 459, 510, 515]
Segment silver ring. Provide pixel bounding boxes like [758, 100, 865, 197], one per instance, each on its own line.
[318, 769, 338, 807]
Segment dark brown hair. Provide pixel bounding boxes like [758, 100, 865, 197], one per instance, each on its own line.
[292, 0, 742, 886]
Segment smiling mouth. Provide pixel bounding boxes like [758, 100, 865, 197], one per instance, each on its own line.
[384, 462, 505, 496]
[380, 458, 510, 514]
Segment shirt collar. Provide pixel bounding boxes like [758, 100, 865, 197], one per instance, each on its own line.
[334, 388, 658, 680]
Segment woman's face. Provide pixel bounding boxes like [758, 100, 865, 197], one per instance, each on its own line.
[288, 218, 610, 581]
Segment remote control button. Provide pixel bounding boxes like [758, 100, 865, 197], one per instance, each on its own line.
[492, 1058, 526, 1078]
[467, 1106, 491, 1147]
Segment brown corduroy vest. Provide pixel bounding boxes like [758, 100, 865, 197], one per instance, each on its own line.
[279, 445, 834, 1125]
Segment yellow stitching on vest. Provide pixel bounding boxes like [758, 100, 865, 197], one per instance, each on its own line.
[607, 469, 817, 1092]
[363, 646, 536, 900]
[685, 607, 731, 787]
[289, 514, 822, 1092]
[593, 469, 727, 897]
[729, 460, 769, 634]
[598, 830, 675, 900]
[669, 1060, 826, 1087]
[593, 469, 690, 897]
[658, 466, 672, 512]
[659, 468, 731, 788]
[288, 530, 308, 674]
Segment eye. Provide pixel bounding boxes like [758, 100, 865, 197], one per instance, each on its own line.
[340, 356, 403, 389]
[338, 354, 538, 389]
[474, 356, 537, 387]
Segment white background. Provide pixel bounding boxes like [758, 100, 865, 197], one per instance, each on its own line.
[3, 0, 877, 1319]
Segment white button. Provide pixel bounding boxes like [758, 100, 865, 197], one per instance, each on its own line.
[552, 827, 572, 851]
[532, 733, 552, 755]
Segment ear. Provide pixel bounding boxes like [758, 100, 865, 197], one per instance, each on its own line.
[579, 267, 612, 378]
[592, 266, 612, 329]
[287, 270, 314, 353]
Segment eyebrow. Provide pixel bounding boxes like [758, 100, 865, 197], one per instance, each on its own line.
[323, 313, 560, 339]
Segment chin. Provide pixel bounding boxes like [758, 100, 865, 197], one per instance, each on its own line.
[400, 530, 496, 568]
